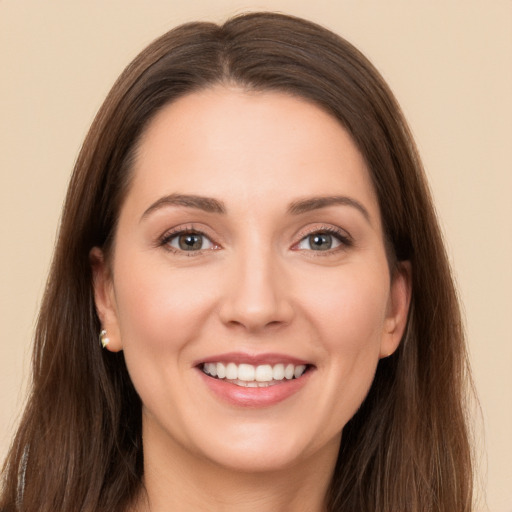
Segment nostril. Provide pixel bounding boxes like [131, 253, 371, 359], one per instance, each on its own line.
[223, 317, 289, 332]
[218, 296, 295, 332]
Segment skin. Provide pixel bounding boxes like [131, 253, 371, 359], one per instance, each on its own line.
[91, 87, 411, 512]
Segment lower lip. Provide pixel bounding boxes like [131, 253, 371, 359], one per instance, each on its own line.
[197, 369, 312, 408]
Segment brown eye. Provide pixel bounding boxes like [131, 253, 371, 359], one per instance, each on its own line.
[179, 233, 203, 250]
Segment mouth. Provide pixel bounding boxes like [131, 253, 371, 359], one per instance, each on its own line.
[199, 362, 311, 388]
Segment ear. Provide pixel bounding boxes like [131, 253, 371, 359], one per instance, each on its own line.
[89, 247, 123, 352]
[380, 261, 412, 358]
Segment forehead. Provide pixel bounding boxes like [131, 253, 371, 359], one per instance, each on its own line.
[127, 86, 380, 218]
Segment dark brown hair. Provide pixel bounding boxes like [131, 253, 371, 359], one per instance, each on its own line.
[1, 12, 473, 511]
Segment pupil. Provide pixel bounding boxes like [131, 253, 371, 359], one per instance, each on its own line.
[310, 233, 331, 250]
[179, 233, 202, 250]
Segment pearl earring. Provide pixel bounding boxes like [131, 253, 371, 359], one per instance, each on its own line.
[99, 329, 110, 348]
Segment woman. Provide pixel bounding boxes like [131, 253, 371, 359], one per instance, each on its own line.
[0, 12, 473, 512]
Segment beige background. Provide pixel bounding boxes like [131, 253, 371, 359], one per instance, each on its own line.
[1, 1, 511, 510]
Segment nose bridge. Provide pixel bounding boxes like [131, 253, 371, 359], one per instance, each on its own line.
[219, 236, 293, 331]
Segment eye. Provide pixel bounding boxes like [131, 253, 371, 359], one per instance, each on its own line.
[296, 230, 349, 251]
[165, 231, 216, 252]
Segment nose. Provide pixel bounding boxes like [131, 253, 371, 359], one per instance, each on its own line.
[218, 246, 295, 332]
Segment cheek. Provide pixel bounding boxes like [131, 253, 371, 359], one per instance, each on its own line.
[110, 255, 223, 435]
[300, 266, 390, 355]
[301, 266, 390, 425]
[112, 254, 220, 356]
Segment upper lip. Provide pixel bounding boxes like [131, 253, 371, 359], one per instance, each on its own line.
[194, 352, 312, 367]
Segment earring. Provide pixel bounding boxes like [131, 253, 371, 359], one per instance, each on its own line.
[99, 329, 110, 349]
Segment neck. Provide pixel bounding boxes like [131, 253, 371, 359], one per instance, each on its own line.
[130, 420, 338, 512]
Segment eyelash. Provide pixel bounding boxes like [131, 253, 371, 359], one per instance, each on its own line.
[159, 225, 217, 256]
[293, 225, 353, 254]
[158, 224, 353, 255]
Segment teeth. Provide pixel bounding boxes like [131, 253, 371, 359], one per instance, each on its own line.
[238, 364, 255, 381]
[294, 365, 306, 379]
[225, 362, 237, 380]
[255, 364, 273, 382]
[284, 364, 295, 380]
[205, 362, 217, 377]
[202, 362, 308, 382]
[273, 364, 285, 380]
[231, 379, 281, 388]
[217, 362, 226, 379]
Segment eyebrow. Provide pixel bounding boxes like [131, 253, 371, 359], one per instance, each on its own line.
[141, 193, 226, 220]
[141, 193, 370, 223]
[287, 195, 371, 222]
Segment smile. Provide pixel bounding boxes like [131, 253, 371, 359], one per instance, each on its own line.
[201, 362, 308, 387]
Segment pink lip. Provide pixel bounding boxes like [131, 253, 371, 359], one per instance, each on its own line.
[197, 368, 313, 408]
[195, 352, 311, 366]
[194, 352, 315, 408]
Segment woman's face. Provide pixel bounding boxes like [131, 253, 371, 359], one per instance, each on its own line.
[92, 87, 410, 473]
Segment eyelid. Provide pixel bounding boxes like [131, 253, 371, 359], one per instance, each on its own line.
[156, 222, 352, 254]
[291, 224, 353, 251]
[158, 224, 221, 253]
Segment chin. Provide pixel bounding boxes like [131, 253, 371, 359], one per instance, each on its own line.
[204, 445, 310, 474]
[189, 425, 339, 475]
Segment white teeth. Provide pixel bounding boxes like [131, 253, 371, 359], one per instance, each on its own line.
[294, 365, 306, 379]
[216, 362, 226, 379]
[238, 364, 255, 381]
[273, 364, 285, 380]
[225, 362, 238, 380]
[205, 362, 217, 377]
[231, 379, 280, 388]
[255, 364, 273, 382]
[284, 364, 295, 380]
[202, 362, 308, 382]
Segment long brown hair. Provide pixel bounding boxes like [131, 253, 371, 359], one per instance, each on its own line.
[1, 12, 473, 511]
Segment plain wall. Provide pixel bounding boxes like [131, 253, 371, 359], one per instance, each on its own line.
[1, 1, 511, 510]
